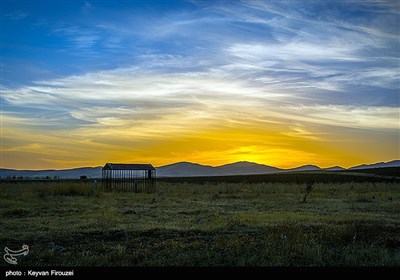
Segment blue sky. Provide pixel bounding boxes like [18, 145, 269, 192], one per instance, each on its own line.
[1, 0, 399, 169]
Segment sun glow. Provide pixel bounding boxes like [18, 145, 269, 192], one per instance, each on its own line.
[1, 1, 398, 170]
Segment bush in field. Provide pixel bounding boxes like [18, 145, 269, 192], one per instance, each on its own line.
[301, 176, 317, 203]
[302, 182, 314, 203]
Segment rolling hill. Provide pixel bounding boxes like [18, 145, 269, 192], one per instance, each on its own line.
[0, 167, 102, 179]
[1, 160, 399, 179]
[156, 161, 281, 177]
[349, 160, 400, 170]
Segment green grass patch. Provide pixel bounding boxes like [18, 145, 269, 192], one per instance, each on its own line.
[0, 179, 399, 266]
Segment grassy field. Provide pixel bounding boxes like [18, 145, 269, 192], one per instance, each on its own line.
[1, 173, 400, 266]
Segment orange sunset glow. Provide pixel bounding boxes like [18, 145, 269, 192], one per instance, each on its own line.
[1, 1, 399, 170]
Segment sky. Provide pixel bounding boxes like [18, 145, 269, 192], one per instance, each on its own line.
[1, 0, 399, 170]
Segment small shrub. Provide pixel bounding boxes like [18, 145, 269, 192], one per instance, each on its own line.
[302, 182, 314, 203]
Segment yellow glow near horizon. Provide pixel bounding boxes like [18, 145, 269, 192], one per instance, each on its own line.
[1, 117, 398, 170]
[1, 1, 399, 171]
[1, 72, 399, 171]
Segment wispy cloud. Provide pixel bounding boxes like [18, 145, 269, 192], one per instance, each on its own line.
[53, 25, 100, 51]
[238, 0, 399, 39]
[1, 0, 398, 169]
[4, 11, 28, 20]
[2, 71, 397, 169]
[3, 65, 398, 133]
[228, 40, 363, 62]
[81, 1, 92, 14]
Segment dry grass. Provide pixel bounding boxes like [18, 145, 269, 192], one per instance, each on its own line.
[0, 179, 399, 266]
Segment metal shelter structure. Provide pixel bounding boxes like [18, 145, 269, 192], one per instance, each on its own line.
[102, 163, 156, 192]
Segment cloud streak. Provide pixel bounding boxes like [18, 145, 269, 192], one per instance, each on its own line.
[3, 65, 398, 135]
[1, 0, 399, 169]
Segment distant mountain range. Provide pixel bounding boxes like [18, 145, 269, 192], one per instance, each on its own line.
[156, 161, 282, 177]
[1, 160, 399, 179]
[0, 167, 102, 180]
[349, 160, 400, 170]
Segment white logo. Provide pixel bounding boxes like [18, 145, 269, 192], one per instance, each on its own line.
[4, 245, 29, 265]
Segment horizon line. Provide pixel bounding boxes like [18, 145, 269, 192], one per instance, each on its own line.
[1, 159, 399, 171]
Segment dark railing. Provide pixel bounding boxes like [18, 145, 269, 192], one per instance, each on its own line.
[102, 178, 156, 192]
[101, 169, 156, 192]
